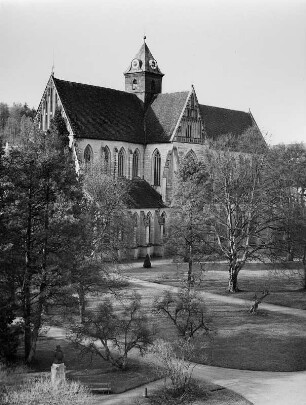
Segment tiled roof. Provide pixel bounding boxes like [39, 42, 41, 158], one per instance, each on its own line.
[124, 178, 166, 209]
[145, 92, 189, 143]
[53, 78, 145, 143]
[199, 104, 253, 139]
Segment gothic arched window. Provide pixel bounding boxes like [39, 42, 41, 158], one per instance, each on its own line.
[153, 149, 161, 186]
[118, 148, 126, 177]
[102, 146, 111, 174]
[132, 149, 139, 178]
[132, 79, 137, 90]
[84, 144, 93, 170]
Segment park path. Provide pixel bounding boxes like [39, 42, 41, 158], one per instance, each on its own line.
[46, 268, 306, 405]
[90, 365, 306, 405]
[128, 277, 306, 319]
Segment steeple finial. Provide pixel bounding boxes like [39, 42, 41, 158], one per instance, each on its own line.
[51, 50, 55, 77]
[143, 35, 146, 43]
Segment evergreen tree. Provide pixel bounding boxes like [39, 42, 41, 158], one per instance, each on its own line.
[1, 118, 82, 362]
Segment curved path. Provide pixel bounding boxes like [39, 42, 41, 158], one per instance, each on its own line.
[92, 365, 306, 405]
[128, 276, 306, 319]
[46, 271, 306, 405]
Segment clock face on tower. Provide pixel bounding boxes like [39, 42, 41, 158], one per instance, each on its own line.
[132, 59, 140, 69]
[149, 59, 157, 69]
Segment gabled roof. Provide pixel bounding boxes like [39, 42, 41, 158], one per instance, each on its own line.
[199, 104, 253, 140]
[53, 77, 145, 143]
[145, 91, 189, 143]
[124, 178, 167, 209]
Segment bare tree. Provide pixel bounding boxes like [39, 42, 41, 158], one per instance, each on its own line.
[173, 134, 276, 293]
[153, 285, 210, 339]
[69, 292, 155, 370]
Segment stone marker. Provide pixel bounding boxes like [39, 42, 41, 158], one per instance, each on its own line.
[51, 345, 65, 386]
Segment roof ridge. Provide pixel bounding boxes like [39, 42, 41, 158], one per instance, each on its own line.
[154, 90, 189, 96]
[53, 77, 141, 98]
[199, 103, 248, 114]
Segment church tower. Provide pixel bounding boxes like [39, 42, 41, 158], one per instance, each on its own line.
[124, 37, 164, 106]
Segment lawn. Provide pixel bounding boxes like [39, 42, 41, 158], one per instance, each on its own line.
[121, 261, 306, 309]
[30, 335, 158, 394]
[120, 261, 306, 372]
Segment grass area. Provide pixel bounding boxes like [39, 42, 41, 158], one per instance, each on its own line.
[134, 381, 252, 405]
[121, 261, 306, 309]
[29, 336, 158, 394]
[119, 264, 306, 372]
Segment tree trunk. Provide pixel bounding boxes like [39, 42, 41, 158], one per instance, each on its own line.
[78, 286, 86, 323]
[24, 184, 33, 361]
[302, 246, 306, 290]
[23, 276, 32, 361]
[26, 280, 47, 363]
[187, 259, 193, 285]
[27, 183, 50, 363]
[228, 266, 239, 293]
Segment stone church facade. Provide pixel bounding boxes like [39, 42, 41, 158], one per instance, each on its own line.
[37, 39, 261, 258]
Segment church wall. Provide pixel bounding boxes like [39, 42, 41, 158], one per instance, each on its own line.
[76, 139, 145, 179]
[143, 143, 173, 196]
[173, 141, 210, 162]
[128, 208, 169, 258]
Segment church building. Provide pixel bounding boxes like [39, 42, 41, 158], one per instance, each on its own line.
[37, 38, 261, 258]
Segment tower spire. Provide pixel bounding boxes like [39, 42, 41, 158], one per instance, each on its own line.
[124, 40, 164, 106]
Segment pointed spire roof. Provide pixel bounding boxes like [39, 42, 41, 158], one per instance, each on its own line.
[125, 38, 164, 75]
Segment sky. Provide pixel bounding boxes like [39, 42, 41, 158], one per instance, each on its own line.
[0, 0, 305, 145]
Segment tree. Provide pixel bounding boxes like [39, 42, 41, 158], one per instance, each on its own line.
[69, 292, 155, 370]
[153, 285, 210, 340]
[269, 143, 306, 287]
[165, 156, 212, 284]
[83, 165, 134, 262]
[174, 130, 275, 292]
[1, 117, 81, 363]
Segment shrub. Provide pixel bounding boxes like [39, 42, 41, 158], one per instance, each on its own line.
[1, 376, 93, 405]
[149, 339, 196, 397]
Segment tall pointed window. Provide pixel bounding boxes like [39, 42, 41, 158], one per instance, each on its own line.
[102, 146, 111, 174]
[151, 80, 155, 93]
[84, 144, 93, 170]
[132, 149, 139, 178]
[118, 148, 126, 177]
[153, 149, 161, 186]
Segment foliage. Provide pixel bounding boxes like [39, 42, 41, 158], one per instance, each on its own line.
[83, 164, 135, 261]
[268, 144, 306, 288]
[153, 285, 210, 339]
[172, 135, 276, 292]
[69, 292, 155, 370]
[0, 102, 36, 145]
[0, 297, 22, 363]
[165, 156, 211, 282]
[1, 376, 93, 405]
[0, 116, 82, 362]
[149, 339, 196, 399]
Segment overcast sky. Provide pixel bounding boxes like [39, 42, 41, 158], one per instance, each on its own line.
[0, 0, 305, 145]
